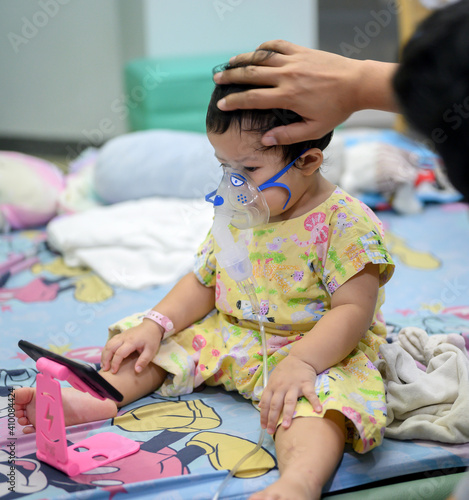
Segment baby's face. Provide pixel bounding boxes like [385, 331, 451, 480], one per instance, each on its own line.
[207, 127, 311, 221]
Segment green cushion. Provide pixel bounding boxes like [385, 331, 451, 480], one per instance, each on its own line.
[325, 472, 465, 499]
[124, 54, 233, 133]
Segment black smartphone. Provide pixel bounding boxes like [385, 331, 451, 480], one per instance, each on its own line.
[18, 340, 123, 403]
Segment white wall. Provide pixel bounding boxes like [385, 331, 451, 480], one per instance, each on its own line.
[0, 0, 318, 143]
[0, 0, 126, 142]
[144, 0, 317, 58]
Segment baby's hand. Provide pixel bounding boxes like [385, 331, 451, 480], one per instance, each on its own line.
[101, 321, 163, 374]
[259, 353, 322, 435]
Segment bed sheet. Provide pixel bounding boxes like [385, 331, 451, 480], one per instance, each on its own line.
[1, 202, 469, 499]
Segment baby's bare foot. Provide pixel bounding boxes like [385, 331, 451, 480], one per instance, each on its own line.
[248, 473, 321, 500]
[14, 387, 37, 434]
[13, 387, 118, 434]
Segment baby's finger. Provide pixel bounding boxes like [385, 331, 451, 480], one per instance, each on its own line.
[101, 338, 123, 371]
[280, 389, 300, 429]
[135, 347, 155, 373]
[109, 342, 136, 374]
[259, 390, 273, 430]
[266, 392, 287, 435]
[304, 385, 322, 414]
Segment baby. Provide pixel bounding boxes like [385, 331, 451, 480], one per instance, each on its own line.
[15, 59, 394, 500]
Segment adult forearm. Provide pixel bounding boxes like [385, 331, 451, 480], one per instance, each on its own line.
[356, 60, 399, 113]
[149, 272, 215, 333]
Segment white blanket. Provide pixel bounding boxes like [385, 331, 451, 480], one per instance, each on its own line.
[376, 327, 469, 443]
[47, 198, 214, 289]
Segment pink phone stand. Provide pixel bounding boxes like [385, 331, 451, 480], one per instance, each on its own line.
[35, 357, 140, 476]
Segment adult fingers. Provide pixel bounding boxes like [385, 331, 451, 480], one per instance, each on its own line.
[261, 120, 333, 146]
[256, 39, 298, 56]
[228, 49, 284, 67]
[224, 40, 297, 73]
[214, 64, 280, 87]
[217, 87, 287, 112]
[227, 50, 256, 66]
[228, 45, 288, 68]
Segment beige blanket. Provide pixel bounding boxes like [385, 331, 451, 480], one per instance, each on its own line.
[376, 327, 469, 443]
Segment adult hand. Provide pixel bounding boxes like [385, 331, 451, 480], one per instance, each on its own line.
[101, 320, 163, 374]
[259, 353, 322, 435]
[214, 40, 398, 145]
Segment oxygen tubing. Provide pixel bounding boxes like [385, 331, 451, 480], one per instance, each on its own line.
[212, 279, 269, 500]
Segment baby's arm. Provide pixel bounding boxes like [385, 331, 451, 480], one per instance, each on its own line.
[101, 272, 215, 374]
[259, 263, 379, 434]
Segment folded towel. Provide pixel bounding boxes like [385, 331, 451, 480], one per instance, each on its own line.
[47, 197, 214, 289]
[376, 328, 469, 443]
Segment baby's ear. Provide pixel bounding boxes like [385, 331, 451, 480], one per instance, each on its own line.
[300, 148, 323, 176]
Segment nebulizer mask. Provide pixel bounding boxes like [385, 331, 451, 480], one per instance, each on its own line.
[205, 166, 269, 287]
[205, 154, 299, 286]
[206, 157, 300, 500]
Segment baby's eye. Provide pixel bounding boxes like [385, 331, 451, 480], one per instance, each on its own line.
[244, 167, 258, 173]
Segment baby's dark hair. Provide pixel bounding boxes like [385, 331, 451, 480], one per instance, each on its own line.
[206, 54, 333, 164]
[393, 1, 469, 201]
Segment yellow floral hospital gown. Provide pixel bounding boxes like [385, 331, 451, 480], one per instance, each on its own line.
[109, 187, 395, 453]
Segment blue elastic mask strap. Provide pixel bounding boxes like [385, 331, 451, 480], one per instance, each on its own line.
[258, 150, 308, 210]
[205, 189, 216, 204]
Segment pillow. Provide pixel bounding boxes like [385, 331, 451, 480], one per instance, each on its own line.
[0, 151, 65, 230]
[94, 130, 222, 203]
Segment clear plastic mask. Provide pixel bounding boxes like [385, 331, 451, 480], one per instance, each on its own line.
[205, 166, 270, 229]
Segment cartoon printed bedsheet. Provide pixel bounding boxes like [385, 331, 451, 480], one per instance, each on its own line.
[1, 202, 469, 499]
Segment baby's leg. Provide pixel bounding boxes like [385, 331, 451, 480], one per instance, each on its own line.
[14, 353, 166, 434]
[249, 411, 345, 500]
